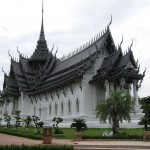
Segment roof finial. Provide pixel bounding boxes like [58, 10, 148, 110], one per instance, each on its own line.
[130, 38, 133, 49]
[17, 45, 21, 55]
[51, 43, 54, 52]
[39, 0, 45, 41]
[2, 67, 6, 75]
[109, 14, 112, 26]
[120, 34, 123, 47]
[55, 47, 58, 56]
[143, 68, 146, 76]
[8, 50, 12, 58]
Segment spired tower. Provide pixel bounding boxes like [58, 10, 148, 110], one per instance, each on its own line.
[0, 1, 145, 128]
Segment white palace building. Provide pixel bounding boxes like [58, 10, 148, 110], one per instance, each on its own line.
[0, 4, 146, 128]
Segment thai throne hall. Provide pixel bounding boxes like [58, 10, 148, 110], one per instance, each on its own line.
[0, 4, 146, 128]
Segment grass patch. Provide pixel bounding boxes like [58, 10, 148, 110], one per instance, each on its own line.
[83, 128, 143, 140]
[54, 128, 75, 139]
[83, 128, 143, 136]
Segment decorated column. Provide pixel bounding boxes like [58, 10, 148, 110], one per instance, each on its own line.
[133, 80, 138, 105]
[105, 79, 110, 100]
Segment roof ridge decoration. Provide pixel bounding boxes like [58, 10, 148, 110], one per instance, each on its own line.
[8, 50, 19, 63]
[60, 16, 113, 62]
[122, 39, 136, 68]
[17, 46, 29, 60]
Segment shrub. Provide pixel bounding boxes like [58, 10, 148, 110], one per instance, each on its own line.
[24, 116, 32, 128]
[37, 121, 44, 127]
[52, 117, 63, 134]
[14, 110, 21, 129]
[0, 145, 74, 150]
[3, 112, 11, 128]
[32, 115, 40, 134]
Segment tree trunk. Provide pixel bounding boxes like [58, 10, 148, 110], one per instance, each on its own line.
[75, 131, 83, 141]
[145, 124, 148, 131]
[112, 116, 117, 133]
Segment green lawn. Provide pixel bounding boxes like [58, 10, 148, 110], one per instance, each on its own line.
[83, 128, 143, 136]
[0, 126, 143, 140]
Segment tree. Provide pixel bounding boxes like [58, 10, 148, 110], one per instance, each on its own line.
[139, 117, 150, 131]
[14, 110, 21, 129]
[70, 118, 87, 132]
[139, 96, 150, 130]
[52, 117, 63, 134]
[3, 112, 11, 128]
[24, 116, 32, 128]
[96, 91, 135, 133]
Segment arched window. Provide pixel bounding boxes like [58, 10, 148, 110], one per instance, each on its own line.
[49, 104, 51, 116]
[61, 102, 64, 115]
[76, 98, 80, 113]
[68, 100, 71, 114]
[55, 103, 58, 116]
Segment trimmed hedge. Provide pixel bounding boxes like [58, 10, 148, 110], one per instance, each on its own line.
[0, 128, 42, 140]
[0, 145, 74, 150]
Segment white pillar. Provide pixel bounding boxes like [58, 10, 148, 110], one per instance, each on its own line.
[133, 80, 138, 105]
[20, 92, 24, 115]
[80, 81, 86, 115]
[4, 98, 7, 113]
[105, 79, 110, 100]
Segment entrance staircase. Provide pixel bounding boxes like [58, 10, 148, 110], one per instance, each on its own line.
[74, 144, 150, 150]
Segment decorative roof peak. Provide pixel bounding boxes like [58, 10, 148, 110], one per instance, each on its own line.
[30, 0, 50, 62]
[39, 0, 45, 41]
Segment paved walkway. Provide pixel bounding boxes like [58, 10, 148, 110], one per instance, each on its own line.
[0, 133, 150, 146]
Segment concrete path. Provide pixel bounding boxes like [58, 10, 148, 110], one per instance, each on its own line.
[0, 133, 150, 147]
[0, 133, 73, 145]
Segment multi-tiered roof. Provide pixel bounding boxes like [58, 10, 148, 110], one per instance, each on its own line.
[1, 7, 145, 98]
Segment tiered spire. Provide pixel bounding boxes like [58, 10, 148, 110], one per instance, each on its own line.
[30, 0, 50, 62]
[39, 0, 45, 41]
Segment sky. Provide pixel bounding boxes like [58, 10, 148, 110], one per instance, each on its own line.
[0, 0, 150, 98]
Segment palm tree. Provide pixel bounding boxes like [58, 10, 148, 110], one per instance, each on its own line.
[96, 91, 135, 133]
[71, 118, 87, 132]
[71, 118, 87, 140]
